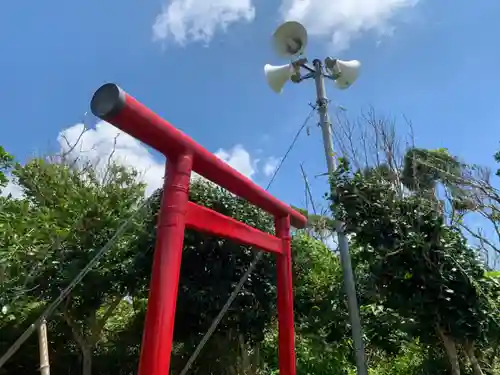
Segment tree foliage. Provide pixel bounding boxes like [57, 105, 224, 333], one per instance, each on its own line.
[330, 155, 500, 374]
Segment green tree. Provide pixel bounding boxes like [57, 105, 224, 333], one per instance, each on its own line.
[5, 158, 150, 375]
[0, 146, 14, 190]
[330, 159, 499, 375]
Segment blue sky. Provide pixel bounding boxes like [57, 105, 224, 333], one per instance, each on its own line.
[1, 0, 500, 251]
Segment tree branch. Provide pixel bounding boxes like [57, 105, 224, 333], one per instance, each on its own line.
[89, 293, 123, 345]
[62, 303, 88, 351]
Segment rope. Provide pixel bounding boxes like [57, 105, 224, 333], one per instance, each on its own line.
[178, 107, 315, 375]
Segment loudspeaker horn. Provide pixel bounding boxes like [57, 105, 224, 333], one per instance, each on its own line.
[325, 58, 361, 90]
[264, 63, 295, 94]
[272, 21, 308, 58]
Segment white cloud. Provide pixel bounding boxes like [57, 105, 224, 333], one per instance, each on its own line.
[58, 123, 275, 196]
[280, 0, 419, 51]
[153, 0, 255, 44]
[58, 121, 165, 197]
[215, 144, 256, 179]
[3, 124, 282, 202]
[262, 157, 281, 177]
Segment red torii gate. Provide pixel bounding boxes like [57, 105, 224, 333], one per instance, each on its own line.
[90, 84, 307, 375]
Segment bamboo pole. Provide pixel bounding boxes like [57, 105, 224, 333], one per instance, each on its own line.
[38, 319, 50, 375]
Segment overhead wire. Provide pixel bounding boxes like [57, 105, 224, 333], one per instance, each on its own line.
[178, 107, 315, 375]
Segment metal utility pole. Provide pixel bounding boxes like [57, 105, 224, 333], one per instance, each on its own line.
[311, 58, 368, 375]
[38, 319, 50, 375]
[264, 20, 367, 375]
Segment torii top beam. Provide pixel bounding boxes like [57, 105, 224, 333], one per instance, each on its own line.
[90, 83, 307, 229]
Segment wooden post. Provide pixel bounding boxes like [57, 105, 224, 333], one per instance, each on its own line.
[38, 319, 50, 375]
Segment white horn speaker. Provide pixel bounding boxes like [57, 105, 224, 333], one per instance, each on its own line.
[272, 21, 308, 58]
[264, 63, 294, 94]
[325, 58, 361, 90]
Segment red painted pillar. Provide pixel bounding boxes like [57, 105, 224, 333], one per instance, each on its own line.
[138, 153, 193, 375]
[275, 215, 296, 375]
